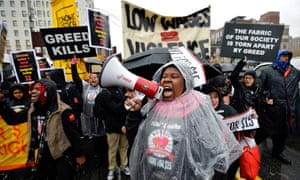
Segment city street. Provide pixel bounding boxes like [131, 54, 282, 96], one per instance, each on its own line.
[1, 134, 299, 180]
[256, 134, 300, 180]
[74, 134, 300, 180]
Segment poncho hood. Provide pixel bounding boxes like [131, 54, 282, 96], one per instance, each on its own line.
[152, 61, 194, 95]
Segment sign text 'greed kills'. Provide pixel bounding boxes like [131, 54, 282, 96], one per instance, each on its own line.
[44, 32, 90, 55]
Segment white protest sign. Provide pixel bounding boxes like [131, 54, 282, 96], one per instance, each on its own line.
[169, 47, 206, 87]
[223, 108, 259, 132]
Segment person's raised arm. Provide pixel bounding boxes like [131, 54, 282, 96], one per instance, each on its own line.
[230, 56, 247, 87]
[71, 56, 83, 94]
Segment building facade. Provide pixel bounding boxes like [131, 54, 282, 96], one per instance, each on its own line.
[0, 0, 52, 54]
[0, 0, 94, 57]
[289, 37, 300, 56]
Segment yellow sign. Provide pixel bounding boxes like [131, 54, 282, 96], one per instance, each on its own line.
[51, 0, 88, 81]
[51, 0, 78, 27]
[0, 116, 29, 171]
[53, 59, 88, 80]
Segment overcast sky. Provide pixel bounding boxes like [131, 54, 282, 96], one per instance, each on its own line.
[94, 0, 300, 49]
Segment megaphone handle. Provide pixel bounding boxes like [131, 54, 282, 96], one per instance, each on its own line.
[124, 103, 134, 110]
[124, 91, 146, 110]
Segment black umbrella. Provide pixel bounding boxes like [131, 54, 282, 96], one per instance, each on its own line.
[122, 47, 222, 81]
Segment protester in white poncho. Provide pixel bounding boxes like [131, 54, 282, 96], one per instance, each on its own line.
[127, 60, 243, 180]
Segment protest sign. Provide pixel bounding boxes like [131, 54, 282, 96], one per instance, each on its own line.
[40, 26, 96, 60]
[171, 47, 206, 86]
[221, 23, 284, 61]
[10, 50, 41, 84]
[0, 117, 29, 171]
[51, 0, 78, 27]
[223, 108, 259, 132]
[87, 8, 111, 50]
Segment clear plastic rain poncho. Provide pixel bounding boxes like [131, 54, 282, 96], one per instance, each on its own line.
[129, 61, 243, 180]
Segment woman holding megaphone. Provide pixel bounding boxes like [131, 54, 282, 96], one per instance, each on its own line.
[124, 60, 243, 180]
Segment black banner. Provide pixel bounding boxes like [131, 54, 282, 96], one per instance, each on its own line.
[10, 50, 40, 84]
[40, 26, 96, 60]
[221, 23, 284, 61]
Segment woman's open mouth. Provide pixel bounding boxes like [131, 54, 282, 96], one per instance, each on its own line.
[163, 86, 173, 97]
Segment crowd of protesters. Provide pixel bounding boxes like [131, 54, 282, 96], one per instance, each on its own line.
[0, 49, 299, 180]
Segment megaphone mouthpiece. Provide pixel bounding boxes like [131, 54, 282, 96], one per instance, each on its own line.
[134, 78, 163, 99]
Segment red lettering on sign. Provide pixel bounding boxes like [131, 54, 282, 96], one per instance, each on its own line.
[0, 140, 27, 156]
[0, 127, 7, 140]
[12, 126, 21, 139]
[160, 31, 179, 42]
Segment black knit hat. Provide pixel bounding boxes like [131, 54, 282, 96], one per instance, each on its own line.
[243, 70, 256, 79]
[9, 84, 28, 99]
[207, 75, 225, 87]
[201, 84, 219, 94]
[201, 84, 223, 104]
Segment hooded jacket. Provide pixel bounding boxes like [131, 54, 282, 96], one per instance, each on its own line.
[27, 79, 83, 162]
[259, 50, 300, 133]
[129, 61, 242, 180]
[0, 79, 83, 166]
[273, 49, 293, 70]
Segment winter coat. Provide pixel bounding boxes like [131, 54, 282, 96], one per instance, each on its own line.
[49, 69, 83, 115]
[27, 79, 83, 162]
[94, 87, 127, 134]
[258, 50, 300, 134]
[230, 59, 262, 113]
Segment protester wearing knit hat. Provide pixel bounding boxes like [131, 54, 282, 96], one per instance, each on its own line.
[230, 57, 262, 114]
